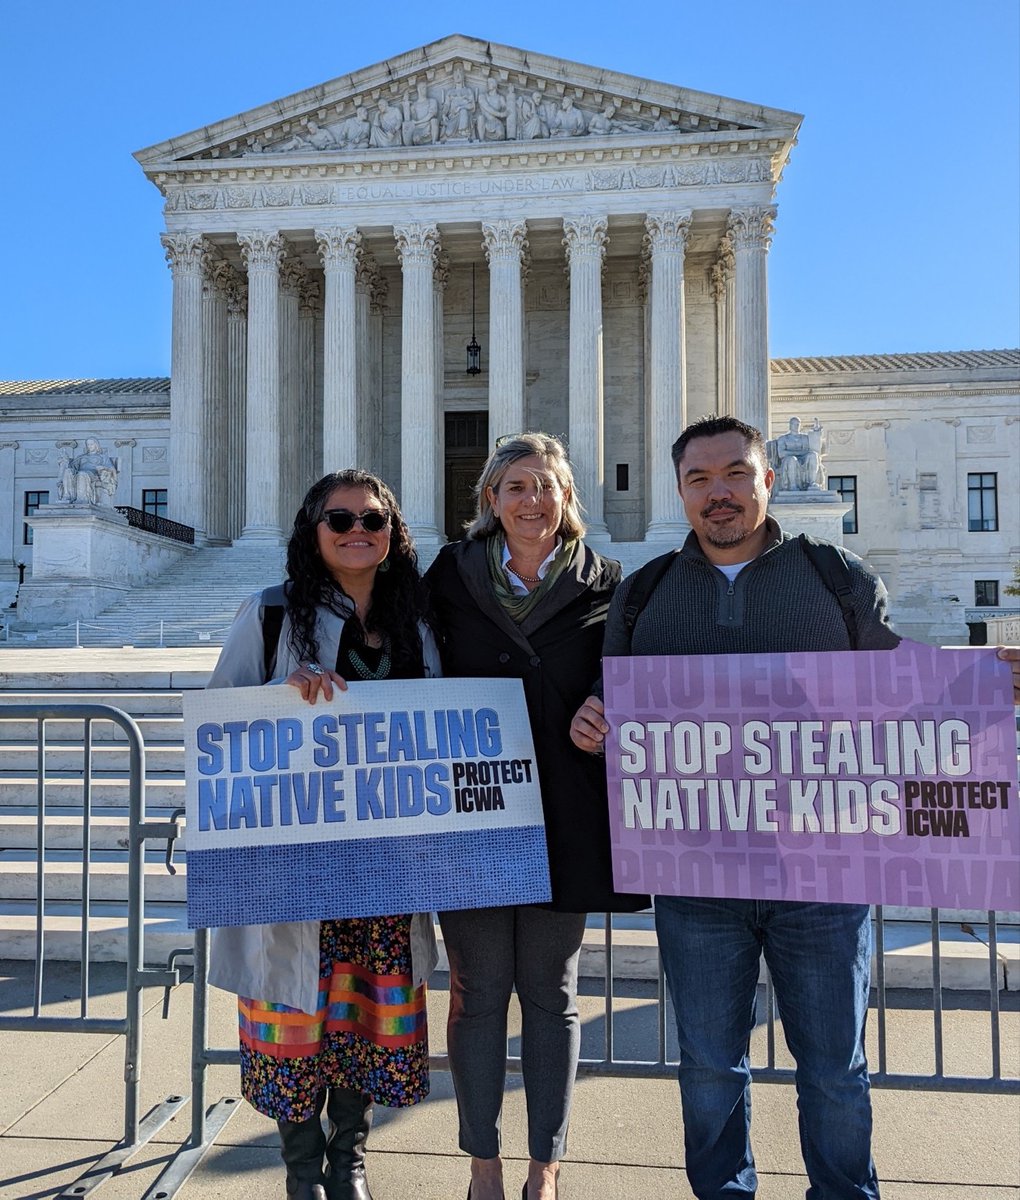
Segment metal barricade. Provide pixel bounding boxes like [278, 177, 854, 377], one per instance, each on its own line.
[154, 898, 1017, 1195]
[0, 704, 187, 1197]
[583, 907, 1019, 1093]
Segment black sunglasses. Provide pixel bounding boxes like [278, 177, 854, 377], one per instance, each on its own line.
[321, 508, 390, 534]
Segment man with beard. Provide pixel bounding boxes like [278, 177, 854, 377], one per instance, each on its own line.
[571, 414, 1020, 1199]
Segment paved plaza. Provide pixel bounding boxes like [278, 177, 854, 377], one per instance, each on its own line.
[2, 959, 1018, 1200]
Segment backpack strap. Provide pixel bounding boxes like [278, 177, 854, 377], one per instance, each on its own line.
[260, 583, 288, 681]
[797, 534, 859, 649]
[622, 551, 680, 640]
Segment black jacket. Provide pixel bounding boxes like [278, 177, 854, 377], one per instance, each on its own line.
[426, 537, 649, 913]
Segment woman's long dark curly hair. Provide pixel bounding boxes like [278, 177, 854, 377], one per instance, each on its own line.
[284, 469, 430, 674]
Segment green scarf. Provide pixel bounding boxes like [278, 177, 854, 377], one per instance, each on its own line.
[485, 533, 577, 623]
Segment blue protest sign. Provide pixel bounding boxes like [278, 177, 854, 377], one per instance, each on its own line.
[182, 678, 551, 927]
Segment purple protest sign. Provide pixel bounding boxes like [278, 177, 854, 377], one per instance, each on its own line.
[603, 643, 1018, 910]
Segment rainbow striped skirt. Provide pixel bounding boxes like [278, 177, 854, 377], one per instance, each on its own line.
[238, 914, 429, 1120]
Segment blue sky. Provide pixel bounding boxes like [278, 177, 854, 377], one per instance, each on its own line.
[1, 0, 1017, 379]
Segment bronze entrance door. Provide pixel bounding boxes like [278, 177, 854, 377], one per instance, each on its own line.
[444, 411, 489, 541]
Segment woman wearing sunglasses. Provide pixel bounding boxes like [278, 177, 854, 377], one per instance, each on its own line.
[424, 434, 648, 1200]
[207, 469, 440, 1200]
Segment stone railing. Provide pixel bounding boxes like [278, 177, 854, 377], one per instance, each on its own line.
[115, 506, 195, 545]
[983, 614, 1020, 646]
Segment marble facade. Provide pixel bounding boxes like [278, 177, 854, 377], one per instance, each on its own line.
[134, 35, 802, 555]
[4, 351, 1017, 644]
[1, 38, 1016, 643]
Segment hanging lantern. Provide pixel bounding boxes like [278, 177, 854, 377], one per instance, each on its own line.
[466, 262, 481, 375]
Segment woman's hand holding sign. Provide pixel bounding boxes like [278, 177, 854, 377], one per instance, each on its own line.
[286, 662, 349, 704]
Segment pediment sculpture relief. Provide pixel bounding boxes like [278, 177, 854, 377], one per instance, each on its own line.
[239, 63, 743, 157]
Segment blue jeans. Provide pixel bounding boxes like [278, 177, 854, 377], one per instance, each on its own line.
[654, 896, 880, 1200]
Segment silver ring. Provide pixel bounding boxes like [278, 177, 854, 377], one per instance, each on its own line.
[304, 662, 325, 676]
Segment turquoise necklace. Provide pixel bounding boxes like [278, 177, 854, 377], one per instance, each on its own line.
[346, 635, 392, 681]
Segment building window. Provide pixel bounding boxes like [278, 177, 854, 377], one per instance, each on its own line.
[974, 580, 999, 607]
[829, 474, 858, 534]
[142, 488, 168, 518]
[967, 473, 998, 531]
[23, 490, 49, 545]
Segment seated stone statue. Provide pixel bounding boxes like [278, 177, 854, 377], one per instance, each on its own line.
[335, 107, 371, 150]
[369, 98, 403, 148]
[57, 438, 119, 506]
[768, 417, 825, 491]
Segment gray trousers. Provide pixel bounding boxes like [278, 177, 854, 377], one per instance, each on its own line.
[437, 905, 587, 1162]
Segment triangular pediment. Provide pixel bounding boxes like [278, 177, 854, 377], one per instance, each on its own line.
[135, 34, 801, 168]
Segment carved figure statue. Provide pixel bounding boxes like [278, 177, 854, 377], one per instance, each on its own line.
[442, 64, 476, 140]
[590, 103, 646, 134]
[586, 104, 617, 135]
[550, 95, 587, 137]
[271, 120, 335, 153]
[335, 107, 371, 150]
[475, 77, 509, 141]
[652, 114, 678, 132]
[57, 438, 120, 506]
[768, 417, 825, 491]
[369, 98, 404, 148]
[402, 86, 439, 146]
[517, 91, 550, 140]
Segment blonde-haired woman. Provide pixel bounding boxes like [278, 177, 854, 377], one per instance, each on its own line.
[425, 434, 648, 1200]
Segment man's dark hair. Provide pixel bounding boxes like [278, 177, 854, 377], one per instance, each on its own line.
[670, 415, 768, 479]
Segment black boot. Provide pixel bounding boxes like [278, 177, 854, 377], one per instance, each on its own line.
[323, 1087, 374, 1200]
[278, 1092, 328, 1200]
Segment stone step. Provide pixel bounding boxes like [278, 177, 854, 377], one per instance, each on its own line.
[0, 774, 184, 806]
[0, 714, 184, 741]
[0, 811, 188, 849]
[0, 744, 183, 772]
[0, 858, 186, 901]
[0, 901, 192, 962]
[0, 689, 186, 712]
[8, 543, 286, 648]
[0, 898, 1010, 991]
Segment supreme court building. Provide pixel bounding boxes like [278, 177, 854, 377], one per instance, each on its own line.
[136, 34, 800, 555]
[4, 36, 1017, 643]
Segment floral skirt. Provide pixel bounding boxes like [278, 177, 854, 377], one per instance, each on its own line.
[238, 914, 429, 1121]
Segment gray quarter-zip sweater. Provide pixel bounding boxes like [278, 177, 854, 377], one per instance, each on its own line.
[602, 517, 901, 660]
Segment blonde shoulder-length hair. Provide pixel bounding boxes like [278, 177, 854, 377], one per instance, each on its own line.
[464, 432, 587, 541]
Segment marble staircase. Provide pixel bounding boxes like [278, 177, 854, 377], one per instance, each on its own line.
[4, 544, 286, 649]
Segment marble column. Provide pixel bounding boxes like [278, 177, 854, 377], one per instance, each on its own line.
[644, 211, 692, 540]
[433, 252, 449, 539]
[563, 215, 609, 537]
[298, 277, 320, 489]
[355, 252, 380, 475]
[237, 230, 285, 540]
[224, 273, 247, 542]
[316, 227, 361, 473]
[201, 251, 231, 544]
[728, 206, 776, 437]
[161, 232, 207, 539]
[278, 256, 305, 527]
[394, 222, 442, 547]
[711, 233, 736, 418]
[482, 219, 528, 442]
[0, 441, 19, 568]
